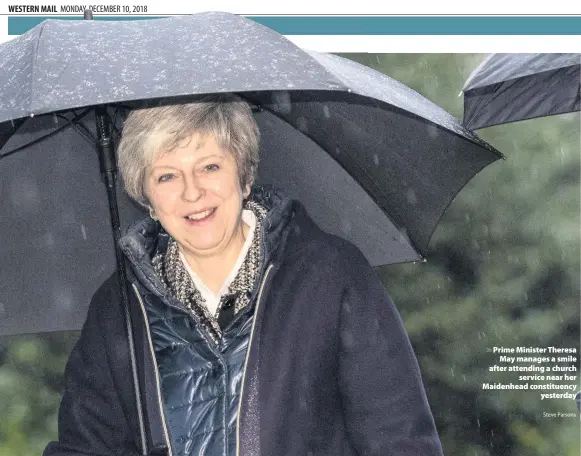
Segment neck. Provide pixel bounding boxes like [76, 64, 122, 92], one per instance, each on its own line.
[181, 221, 250, 294]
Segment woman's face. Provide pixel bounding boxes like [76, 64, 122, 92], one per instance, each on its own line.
[145, 133, 250, 260]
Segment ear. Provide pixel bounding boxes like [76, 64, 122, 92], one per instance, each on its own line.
[243, 183, 251, 199]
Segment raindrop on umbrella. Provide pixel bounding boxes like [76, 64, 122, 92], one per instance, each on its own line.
[53, 286, 74, 311]
[271, 91, 292, 114]
[9, 177, 41, 213]
[340, 218, 353, 236]
[296, 117, 308, 133]
[427, 125, 440, 139]
[43, 232, 56, 248]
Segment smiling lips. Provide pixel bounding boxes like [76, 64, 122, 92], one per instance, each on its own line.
[185, 208, 216, 222]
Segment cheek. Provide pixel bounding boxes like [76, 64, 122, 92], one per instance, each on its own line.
[147, 187, 180, 214]
[207, 175, 242, 198]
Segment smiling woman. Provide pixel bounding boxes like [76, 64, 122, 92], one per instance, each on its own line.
[144, 134, 251, 292]
[43, 93, 443, 456]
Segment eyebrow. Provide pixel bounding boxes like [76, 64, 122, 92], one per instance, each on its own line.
[149, 154, 226, 172]
[196, 154, 225, 161]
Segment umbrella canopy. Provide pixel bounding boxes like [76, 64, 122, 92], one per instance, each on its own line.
[463, 53, 581, 130]
[0, 13, 502, 335]
[0, 12, 343, 122]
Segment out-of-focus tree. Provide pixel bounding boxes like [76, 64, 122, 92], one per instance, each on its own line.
[0, 332, 78, 455]
[340, 53, 580, 456]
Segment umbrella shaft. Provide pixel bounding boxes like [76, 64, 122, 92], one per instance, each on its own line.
[95, 108, 123, 260]
[103, 169, 129, 299]
[95, 109, 147, 453]
[94, 108, 129, 332]
[104, 171, 121, 232]
[96, 109, 117, 175]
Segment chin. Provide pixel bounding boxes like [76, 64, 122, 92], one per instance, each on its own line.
[184, 236, 223, 253]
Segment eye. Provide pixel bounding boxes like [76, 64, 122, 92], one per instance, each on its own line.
[157, 173, 175, 183]
[204, 164, 220, 172]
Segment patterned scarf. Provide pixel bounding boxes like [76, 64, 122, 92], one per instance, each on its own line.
[152, 200, 267, 344]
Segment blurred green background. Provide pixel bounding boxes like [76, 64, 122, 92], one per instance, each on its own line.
[1, 54, 579, 455]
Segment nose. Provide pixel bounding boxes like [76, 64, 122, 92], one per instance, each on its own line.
[182, 174, 205, 202]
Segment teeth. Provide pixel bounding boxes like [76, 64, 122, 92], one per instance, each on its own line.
[187, 209, 213, 220]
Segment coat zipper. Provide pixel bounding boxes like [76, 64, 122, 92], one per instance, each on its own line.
[123, 296, 148, 455]
[132, 283, 174, 456]
[235, 263, 274, 456]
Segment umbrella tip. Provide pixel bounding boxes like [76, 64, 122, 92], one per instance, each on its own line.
[84, 9, 93, 20]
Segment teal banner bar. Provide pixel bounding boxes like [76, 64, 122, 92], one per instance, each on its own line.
[8, 15, 581, 36]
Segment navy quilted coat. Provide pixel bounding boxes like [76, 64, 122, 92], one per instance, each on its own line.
[44, 187, 444, 456]
[143, 260, 255, 455]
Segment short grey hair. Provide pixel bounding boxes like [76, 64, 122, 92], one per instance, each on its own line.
[118, 93, 260, 207]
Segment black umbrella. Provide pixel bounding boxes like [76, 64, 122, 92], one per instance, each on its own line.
[0, 12, 502, 335]
[463, 53, 580, 130]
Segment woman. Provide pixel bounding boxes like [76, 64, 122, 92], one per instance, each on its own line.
[44, 94, 444, 456]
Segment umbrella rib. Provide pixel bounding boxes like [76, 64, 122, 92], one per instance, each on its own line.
[29, 21, 49, 117]
[70, 110, 97, 144]
[462, 53, 496, 91]
[0, 109, 92, 160]
[239, 94, 426, 259]
[424, 157, 497, 260]
[307, 102, 430, 257]
[465, 63, 581, 129]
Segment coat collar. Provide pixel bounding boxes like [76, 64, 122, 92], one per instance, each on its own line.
[118, 185, 297, 295]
